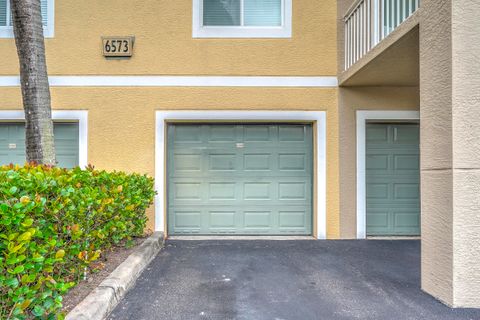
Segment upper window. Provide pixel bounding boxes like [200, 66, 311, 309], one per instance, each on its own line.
[193, 0, 292, 38]
[0, 0, 54, 38]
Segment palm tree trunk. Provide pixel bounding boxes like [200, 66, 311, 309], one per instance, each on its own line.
[11, 0, 56, 165]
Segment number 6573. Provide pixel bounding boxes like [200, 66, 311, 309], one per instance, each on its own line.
[104, 39, 129, 53]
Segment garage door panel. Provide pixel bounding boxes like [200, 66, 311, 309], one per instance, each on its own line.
[173, 153, 203, 172]
[367, 181, 419, 198]
[169, 205, 312, 235]
[366, 154, 389, 170]
[173, 182, 202, 200]
[173, 170, 308, 178]
[366, 126, 389, 142]
[279, 210, 307, 228]
[172, 153, 310, 178]
[168, 123, 313, 235]
[0, 125, 8, 136]
[393, 125, 419, 144]
[366, 210, 389, 228]
[278, 182, 307, 200]
[244, 211, 273, 229]
[367, 180, 419, 203]
[209, 211, 236, 228]
[172, 125, 202, 143]
[209, 182, 236, 200]
[170, 178, 311, 203]
[394, 210, 420, 228]
[367, 210, 420, 236]
[243, 182, 272, 200]
[393, 154, 419, 171]
[243, 125, 272, 142]
[366, 123, 420, 236]
[208, 125, 237, 142]
[208, 153, 237, 171]
[393, 183, 420, 200]
[170, 209, 202, 233]
[278, 153, 307, 171]
[366, 183, 389, 199]
[278, 125, 307, 142]
[243, 153, 271, 171]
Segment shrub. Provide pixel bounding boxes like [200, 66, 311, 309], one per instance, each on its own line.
[0, 164, 155, 319]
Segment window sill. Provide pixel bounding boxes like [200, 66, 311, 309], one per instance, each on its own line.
[192, 26, 292, 39]
[0, 26, 54, 38]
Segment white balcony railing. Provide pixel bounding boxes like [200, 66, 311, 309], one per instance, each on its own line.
[344, 0, 420, 69]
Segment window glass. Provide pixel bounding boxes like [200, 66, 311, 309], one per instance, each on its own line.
[41, 0, 48, 26]
[0, 0, 48, 27]
[203, 0, 241, 26]
[0, 0, 7, 26]
[244, 0, 281, 26]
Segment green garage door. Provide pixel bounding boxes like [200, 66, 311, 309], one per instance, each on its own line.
[167, 124, 313, 235]
[0, 122, 79, 168]
[366, 123, 420, 236]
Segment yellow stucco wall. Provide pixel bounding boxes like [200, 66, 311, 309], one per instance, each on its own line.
[0, 0, 340, 236]
[0, 0, 337, 76]
[0, 87, 340, 238]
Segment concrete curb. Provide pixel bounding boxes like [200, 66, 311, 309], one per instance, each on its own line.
[65, 232, 164, 320]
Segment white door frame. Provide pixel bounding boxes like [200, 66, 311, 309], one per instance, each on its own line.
[356, 110, 420, 239]
[155, 110, 327, 239]
[0, 110, 88, 168]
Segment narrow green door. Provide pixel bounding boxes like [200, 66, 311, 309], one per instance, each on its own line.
[366, 123, 420, 236]
[167, 124, 313, 235]
[0, 122, 79, 168]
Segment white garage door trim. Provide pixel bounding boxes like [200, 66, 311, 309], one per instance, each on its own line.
[356, 110, 420, 239]
[155, 110, 327, 239]
[0, 110, 88, 168]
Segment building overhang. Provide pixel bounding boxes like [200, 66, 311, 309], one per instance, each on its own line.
[340, 10, 420, 87]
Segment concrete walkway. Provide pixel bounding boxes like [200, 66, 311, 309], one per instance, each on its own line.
[109, 240, 480, 320]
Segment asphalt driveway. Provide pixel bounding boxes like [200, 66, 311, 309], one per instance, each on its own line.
[109, 240, 480, 320]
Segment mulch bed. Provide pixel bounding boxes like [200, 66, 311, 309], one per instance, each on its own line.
[61, 235, 148, 314]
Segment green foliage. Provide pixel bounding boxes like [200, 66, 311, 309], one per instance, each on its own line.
[0, 164, 155, 319]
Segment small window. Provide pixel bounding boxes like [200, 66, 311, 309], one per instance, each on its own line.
[0, 0, 54, 38]
[193, 0, 292, 38]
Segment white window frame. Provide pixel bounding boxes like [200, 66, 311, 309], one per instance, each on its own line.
[0, 0, 54, 38]
[356, 110, 420, 239]
[192, 0, 292, 38]
[155, 110, 326, 239]
[0, 110, 88, 168]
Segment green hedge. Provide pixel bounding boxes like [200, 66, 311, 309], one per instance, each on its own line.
[0, 164, 155, 319]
